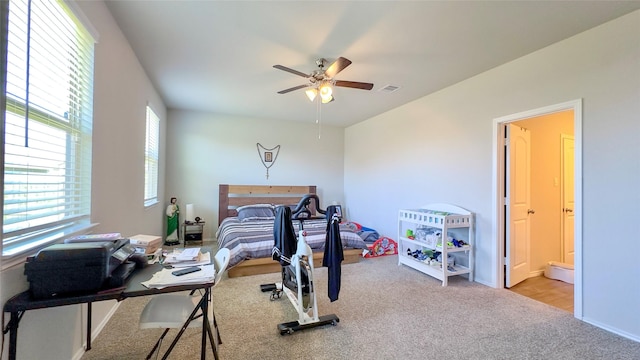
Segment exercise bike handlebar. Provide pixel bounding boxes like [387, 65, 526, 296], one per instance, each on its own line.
[290, 194, 326, 221]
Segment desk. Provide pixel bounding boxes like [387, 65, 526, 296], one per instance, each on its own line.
[3, 253, 217, 360]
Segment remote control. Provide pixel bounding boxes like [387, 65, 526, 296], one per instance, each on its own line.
[171, 266, 202, 276]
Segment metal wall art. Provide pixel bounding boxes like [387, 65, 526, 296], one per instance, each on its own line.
[256, 143, 280, 179]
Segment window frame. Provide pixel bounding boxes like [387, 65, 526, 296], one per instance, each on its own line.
[2, 0, 97, 262]
[144, 105, 160, 207]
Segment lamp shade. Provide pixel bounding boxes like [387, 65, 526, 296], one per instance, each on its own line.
[319, 82, 332, 102]
[305, 88, 317, 102]
[185, 204, 195, 222]
[321, 95, 334, 104]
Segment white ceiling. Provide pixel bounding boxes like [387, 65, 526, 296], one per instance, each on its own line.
[105, 1, 640, 127]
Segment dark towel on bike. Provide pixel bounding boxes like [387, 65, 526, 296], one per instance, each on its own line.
[323, 205, 344, 302]
[273, 206, 297, 266]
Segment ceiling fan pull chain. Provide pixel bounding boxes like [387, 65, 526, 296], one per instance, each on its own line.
[316, 96, 322, 139]
[316, 94, 320, 124]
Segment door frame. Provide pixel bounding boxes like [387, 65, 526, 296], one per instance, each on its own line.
[492, 99, 583, 319]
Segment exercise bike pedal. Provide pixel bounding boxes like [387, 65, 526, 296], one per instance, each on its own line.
[270, 290, 282, 301]
[260, 283, 277, 292]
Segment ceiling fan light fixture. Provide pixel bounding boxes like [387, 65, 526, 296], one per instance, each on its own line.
[305, 88, 317, 102]
[319, 82, 333, 102]
[274, 57, 373, 106]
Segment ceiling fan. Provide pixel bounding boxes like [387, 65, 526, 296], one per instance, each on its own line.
[273, 57, 374, 103]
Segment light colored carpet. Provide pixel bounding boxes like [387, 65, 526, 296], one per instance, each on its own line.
[81, 255, 640, 360]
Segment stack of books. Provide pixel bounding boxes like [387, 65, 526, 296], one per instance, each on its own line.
[163, 247, 211, 268]
[142, 248, 215, 288]
[129, 234, 162, 262]
[65, 232, 122, 243]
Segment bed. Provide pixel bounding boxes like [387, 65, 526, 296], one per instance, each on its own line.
[217, 184, 367, 277]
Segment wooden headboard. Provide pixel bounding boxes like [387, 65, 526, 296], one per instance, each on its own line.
[218, 184, 317, 226]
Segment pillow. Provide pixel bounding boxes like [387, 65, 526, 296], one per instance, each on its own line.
[275, 204, 297, 211]
[236, 204, 275, 222]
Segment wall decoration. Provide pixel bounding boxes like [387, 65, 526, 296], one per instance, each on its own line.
[256, 143, 280, 179]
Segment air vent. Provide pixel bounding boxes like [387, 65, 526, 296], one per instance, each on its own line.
[379, 85, 399, 93]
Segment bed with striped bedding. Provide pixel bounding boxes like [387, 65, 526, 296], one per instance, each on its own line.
[216, 216, 366, 269]
[216, 184, 366, 277]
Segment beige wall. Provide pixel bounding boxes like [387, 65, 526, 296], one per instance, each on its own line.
[516, 111, 574, 273]
[345, 10, 640, 339]
[1, 4, 638, 360]
[165, 110, 346, 237]
[0, 2, 168, 359]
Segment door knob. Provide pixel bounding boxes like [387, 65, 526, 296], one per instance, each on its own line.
[527, 209, 535, 214]
[563, 208, 573, 213]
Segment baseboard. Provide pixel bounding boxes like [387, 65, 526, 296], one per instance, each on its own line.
[474, 277, 495, 288]
[582, 316, 640, 343]
[529, 269, 544, 277]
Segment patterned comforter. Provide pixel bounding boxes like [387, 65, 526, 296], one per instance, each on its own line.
[216, 217, 367, 268]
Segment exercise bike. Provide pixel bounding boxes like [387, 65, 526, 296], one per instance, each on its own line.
[261, 195, 341, 335]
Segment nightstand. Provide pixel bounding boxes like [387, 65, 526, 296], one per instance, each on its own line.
[181, 222, 205, 246]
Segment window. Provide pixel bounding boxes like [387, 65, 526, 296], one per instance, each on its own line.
[2, 0, 95, 257]
[144, 106, 160, 207]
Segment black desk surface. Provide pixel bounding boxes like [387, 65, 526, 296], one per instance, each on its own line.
[4, 248, 215, 312]
[3, 288, 123, 312]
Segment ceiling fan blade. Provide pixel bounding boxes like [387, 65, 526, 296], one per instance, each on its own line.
[334, 80, 374, 90]
[273, 65, 310, 78]
[277, 84, 309, 94]
[324, 57, 352, 78]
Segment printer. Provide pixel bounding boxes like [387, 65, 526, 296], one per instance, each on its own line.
[24, 238, 138, 299]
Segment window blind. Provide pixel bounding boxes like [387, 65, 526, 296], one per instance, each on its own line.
[3, 0, 95, 256]
[144, 105, 159, 207]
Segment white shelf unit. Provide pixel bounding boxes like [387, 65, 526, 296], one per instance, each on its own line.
[397, 203, 474, 286]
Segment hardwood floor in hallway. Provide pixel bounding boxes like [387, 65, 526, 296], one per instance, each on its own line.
[509, 275, 574, 313]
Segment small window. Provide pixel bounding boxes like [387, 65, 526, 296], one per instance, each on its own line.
[3, 0, 96, 258]
[144, 106, 160, 207]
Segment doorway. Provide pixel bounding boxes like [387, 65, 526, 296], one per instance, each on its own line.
[509, 275, 574, 312]
[492, 100, 583, 318]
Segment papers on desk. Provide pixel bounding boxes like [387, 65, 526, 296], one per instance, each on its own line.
[163, 248, 210, 267]
[141, 264, 216, 289]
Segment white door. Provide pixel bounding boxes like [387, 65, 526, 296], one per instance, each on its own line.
[506, 124, 532, 288]
[561, 135, 575, 264]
